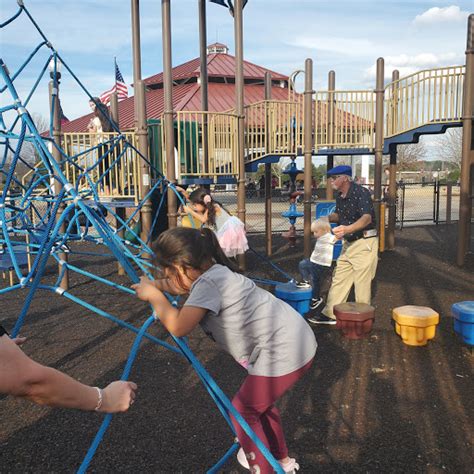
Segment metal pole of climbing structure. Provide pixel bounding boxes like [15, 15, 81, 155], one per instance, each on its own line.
[264, 72, 272, 256]
[49, 74, 68, 290]
[136, 81, 152, 240]
[198, 0, 209, 174]
[131, 1, 142, 87]
[303, 59, 314, 258]
[131, 0, 152, 240]
[374, 58, 385, 235]
[162, 0, 177, 228]
[326, 70, 335, 200]
[110, 92, 125, 275]
[457, 14, 474, 266]
[387, 69, 399, 250]
[234, 0, 246, 268]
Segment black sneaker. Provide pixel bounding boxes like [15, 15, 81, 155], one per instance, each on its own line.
[310, 297, 324, 310]
[295, 281, 311, 289]
[307, 314, 337, 325]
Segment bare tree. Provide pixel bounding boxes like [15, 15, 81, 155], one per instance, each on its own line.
[434, 128, 462, 170]
[1, 113, 49, 187]
[396, 141, 426, 171]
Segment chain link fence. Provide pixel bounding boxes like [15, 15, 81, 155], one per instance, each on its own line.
[212, 188, 317, 233]
[397, 182, 461, 227]
[9, 183, 465, 240]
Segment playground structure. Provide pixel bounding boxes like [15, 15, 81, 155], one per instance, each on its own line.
[46, 15, 473, 266]
[1, 0, 473, 472]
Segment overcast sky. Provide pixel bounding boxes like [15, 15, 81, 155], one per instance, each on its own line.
[1, 0, 471, 122]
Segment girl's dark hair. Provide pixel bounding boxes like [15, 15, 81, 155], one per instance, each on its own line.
[152, 227, 239, 283]
[90, 97, 114, 133]
[188, 188, 217, 227]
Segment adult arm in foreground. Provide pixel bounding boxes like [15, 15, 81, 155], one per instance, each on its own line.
[0, 333, 137, 413]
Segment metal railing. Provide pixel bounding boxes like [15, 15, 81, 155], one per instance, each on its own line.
[20, 66, 467, 205]
[314, 90, 376, 149]
[169, 111, 238, 181]
[385, 66, 465, 137]
[62, 132, 141, 202]
[20, 132, 141, 203]
[244, 100, 303, 162]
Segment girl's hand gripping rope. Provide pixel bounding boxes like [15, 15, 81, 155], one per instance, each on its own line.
[132, 276, 159, 303]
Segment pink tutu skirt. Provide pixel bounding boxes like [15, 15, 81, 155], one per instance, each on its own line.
[216, 216, 249, 258]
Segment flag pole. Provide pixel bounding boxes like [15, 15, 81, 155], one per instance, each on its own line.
[114, 56, 118, 88]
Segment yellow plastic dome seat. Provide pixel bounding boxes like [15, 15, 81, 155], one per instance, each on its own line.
[392, 305, 439, 346]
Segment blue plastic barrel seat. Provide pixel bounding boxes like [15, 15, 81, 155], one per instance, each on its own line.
[451, 301, 474, 346]
[275, 281, 312, 316]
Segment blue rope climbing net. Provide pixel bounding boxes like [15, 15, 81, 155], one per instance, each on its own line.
[0, 2, 286, 473]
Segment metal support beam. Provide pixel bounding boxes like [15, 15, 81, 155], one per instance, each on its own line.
[234, 0, 246, 268]
[49, 78, 69, 289]
[136, 80, 152, 241]
[161, 0, 177, 228]
[457, 14, 474, 266]
[198, 0, 209, 172]
[303, 59, 314, 258]
[264, 72, 272, 256]
[131, 0, 152, 240]
[326, 70, 335, 200]
[110, 92, 126, 275]
[387, 69, 399, 250]
[374, 58, 385, 235]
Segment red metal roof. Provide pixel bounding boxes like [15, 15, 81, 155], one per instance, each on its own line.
[61, 46, 370, 134]
[62, 83, 370, 133]
[143, 51, 287, 87]
[62, 83, 198, 133]
[62, 82, 293, 132]
[63, 47, 292, 132]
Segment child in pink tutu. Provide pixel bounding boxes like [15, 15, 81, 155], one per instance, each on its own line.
[183, 188, 248, 258]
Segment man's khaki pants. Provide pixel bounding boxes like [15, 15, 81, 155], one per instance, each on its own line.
[322, 237, 379, 319]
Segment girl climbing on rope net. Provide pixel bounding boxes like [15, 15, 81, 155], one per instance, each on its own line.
[177, 187, 248, 258]
[132, 227, 317, 473]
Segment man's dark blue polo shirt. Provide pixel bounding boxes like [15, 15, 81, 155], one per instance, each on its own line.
[335, 182, 376, 240]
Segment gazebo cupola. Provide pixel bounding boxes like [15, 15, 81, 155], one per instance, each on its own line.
[206, 42, 229, 55]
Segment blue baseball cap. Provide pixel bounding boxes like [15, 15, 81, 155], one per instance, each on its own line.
[327, 165, 352, 177]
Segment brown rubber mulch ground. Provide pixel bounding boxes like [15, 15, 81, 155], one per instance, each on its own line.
[0, 224, 473, 473]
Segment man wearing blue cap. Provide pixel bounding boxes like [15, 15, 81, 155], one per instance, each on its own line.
[309, 165, 378, 325]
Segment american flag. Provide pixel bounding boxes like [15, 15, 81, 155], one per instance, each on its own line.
[59, 102, 69, 125]
[99, 61, 128, 105]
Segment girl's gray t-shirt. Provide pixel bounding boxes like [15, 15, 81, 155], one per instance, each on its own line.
[184, 264, 317, 377]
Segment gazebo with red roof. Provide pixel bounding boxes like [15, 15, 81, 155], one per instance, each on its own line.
[62, 43, 291, 134]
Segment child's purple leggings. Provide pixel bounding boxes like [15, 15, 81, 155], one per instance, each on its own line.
[231, 358, 313, 473]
